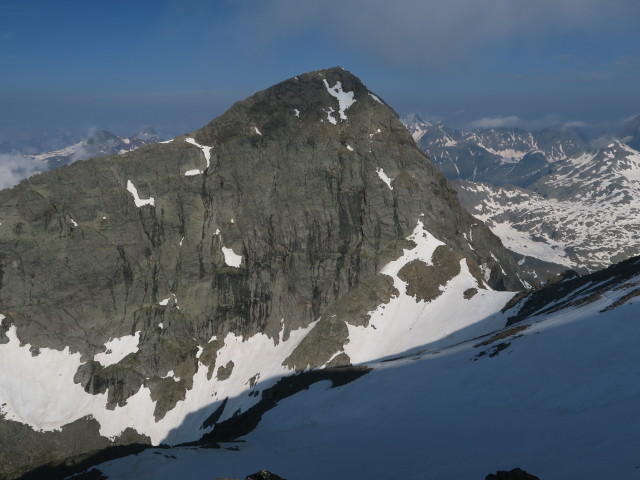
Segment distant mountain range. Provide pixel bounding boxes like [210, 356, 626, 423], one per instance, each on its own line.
[618, 114, 640, 151]
[0, 129, 165, 190]
[404, 114, 589, 187]
[403, 114, 640, 278]
[23, 128, 164, 169]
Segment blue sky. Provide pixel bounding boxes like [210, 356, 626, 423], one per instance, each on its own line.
[1, 0, 639, 141]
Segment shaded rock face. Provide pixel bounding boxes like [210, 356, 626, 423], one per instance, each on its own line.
[245, 471, 286, 480]
[0, 417, 148, 480]
[215, 471, 286, 480]
[398, 246, 470, 303]
[0, 67, 523, 478]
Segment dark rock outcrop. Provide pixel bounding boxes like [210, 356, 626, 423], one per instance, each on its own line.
[246, 471, 286, 480]
[215, 471, 286, 480]
[485, 467, 540, 480]
[505, 256, 640, 326]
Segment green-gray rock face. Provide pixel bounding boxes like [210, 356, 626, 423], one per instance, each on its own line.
[0, 67, 523, 479]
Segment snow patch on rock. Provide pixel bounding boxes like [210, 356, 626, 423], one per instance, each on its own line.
[368, 92, 383, 104]
[322, 80, 355, 121]
[185, 137, 213, 169]
[375, 168, 393, 190]
[94, 332, 141, 367]
[126, 180, 155, 208]
[222, 247, 243, 267]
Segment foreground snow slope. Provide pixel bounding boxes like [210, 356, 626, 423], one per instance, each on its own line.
[93, 267, 640, 480]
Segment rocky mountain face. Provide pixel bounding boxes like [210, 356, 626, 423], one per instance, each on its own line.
[0, 68, 525, 479]
[403, 115, 640, 278]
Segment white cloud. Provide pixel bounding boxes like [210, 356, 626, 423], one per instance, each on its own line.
[0, 154, 46, 190]
[562, 120, 588, 129]
[468, 115, 520, 129]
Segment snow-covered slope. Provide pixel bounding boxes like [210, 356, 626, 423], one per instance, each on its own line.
[80, 258, 640, 480]
[455, 141, 640, 275]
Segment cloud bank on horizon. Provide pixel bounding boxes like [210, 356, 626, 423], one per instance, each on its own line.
[0, 154, 46, 190]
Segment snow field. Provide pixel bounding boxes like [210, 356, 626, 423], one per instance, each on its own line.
[344, 220, 514, 363]
[322, 79, 355, 122]
[93, 332, 141, 367]
[0, 318, 318, 445]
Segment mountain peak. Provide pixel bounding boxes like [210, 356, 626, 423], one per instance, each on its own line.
[0, 67, 523, 477]
[193, 67, 393, 146]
